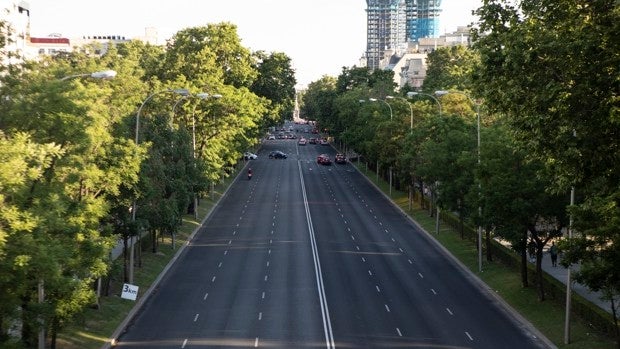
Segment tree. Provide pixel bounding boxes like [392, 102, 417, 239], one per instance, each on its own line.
[0, 48, 141, 346]
[422, 45, 478, 93]
[251, 51, 297, 126]
[473, 0, 620, 321]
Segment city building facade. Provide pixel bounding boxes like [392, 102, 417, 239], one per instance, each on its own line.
[366, 0, 442, 70]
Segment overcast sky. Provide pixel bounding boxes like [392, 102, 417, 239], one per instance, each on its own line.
[25, 0, 481, 88]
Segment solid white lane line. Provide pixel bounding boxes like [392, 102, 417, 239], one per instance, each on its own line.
[298, 161, 335, 349]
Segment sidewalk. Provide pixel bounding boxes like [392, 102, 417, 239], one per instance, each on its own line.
[536, 245, 613, 314]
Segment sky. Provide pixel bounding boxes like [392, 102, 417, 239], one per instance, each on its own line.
[24, 0, 481, 88]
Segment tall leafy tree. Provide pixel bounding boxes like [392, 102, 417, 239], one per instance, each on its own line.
[251, 51, 297, 126]
[473, 0, 620, 320]
[422, 45, 478, 93]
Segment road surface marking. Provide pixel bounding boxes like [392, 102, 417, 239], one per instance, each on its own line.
[182, 339, 188, 348]
[446, 308, 453, 315]
[385, 304, 391, 312]
[396, 328, 402, 337]
[203, 292, 209, 300]
[376, 285, 381, 293]
[465, 332, 474, 341]
[194, 314, 199, 322]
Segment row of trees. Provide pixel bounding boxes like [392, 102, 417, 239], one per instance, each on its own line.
[0, 22, 296, 347]
[300, 0, 619, 341]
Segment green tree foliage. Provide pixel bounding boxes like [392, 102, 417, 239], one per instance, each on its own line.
[473, 0, 620, 316]
[251, 51, 297, 126]
[161, 23, 257, 89]
[422, 45, 478, 93]
[0, 54, 135, 345]
[477, 123, 568, 298]
[301, 76, 337, 127]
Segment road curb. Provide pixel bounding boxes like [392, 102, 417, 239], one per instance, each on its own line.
[102, 166, 247, 349]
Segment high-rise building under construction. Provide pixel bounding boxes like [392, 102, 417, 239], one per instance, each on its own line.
[366, 0, 442, 70]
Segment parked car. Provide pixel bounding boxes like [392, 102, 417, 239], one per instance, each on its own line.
[268, 150, 288, 159]
[334, 153, 346, 164]
[309, 137, 317, 144]
[267, 134, 276, 140]
[320, 138, 329, 146]
[317, 154, 332, 165]
[298, 137, 307, 145]
[244, 152, 258, 160]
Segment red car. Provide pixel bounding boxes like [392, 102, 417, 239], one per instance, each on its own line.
[317, 154, 332, 165]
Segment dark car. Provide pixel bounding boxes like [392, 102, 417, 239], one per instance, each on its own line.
[317, 154, 332, 165]
[268, 150, 288, 159]
[334, 153, 346, 164]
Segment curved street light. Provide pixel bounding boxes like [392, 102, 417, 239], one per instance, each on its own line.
[60, 69, 117, 81]
[129, 87, 189, 283]
[386, 95, 413, 132]
[435, 90, 483, 273]
[369, 97, 393, 120]
[407, 91, 442, 116]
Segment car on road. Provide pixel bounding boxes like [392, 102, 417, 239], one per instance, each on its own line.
[309, 137, 317, 144]
[268, 150, 288, 159]
[298, 137, 307, 145]
[320, 138, 329, 146]
[317, 154, 332, 165]
[243, 152, 258, 160]
[267, 134, 276, 140]
[334, 153, 346, 164]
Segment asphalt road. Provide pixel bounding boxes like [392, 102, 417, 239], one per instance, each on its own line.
[114, 130, 551, 349]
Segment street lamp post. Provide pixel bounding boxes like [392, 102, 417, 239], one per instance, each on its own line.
[408, 92, 443, 233]
[369, 97, 393, 120]
[435, 90, 483, 273]
[60, 69, 117, 81]
[130, 88, 189, 283]
[386, 95, 413, 132]
[407, 91, 442, 116]
[50, 69, 116, 349]
[181, 92, 222, 219]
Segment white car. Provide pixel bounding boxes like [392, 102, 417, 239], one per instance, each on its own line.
[244, 152, 258, 160]
[267, 134, 276, 140]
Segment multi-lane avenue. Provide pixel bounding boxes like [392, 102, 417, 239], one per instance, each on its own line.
[114, 126, 551, 349]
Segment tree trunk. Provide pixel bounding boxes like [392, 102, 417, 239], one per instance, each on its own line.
[535, 247, 545, 301]
[485, 229, 493, 262]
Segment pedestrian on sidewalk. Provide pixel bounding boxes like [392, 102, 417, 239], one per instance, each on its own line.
[550, 241, 559, 267]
